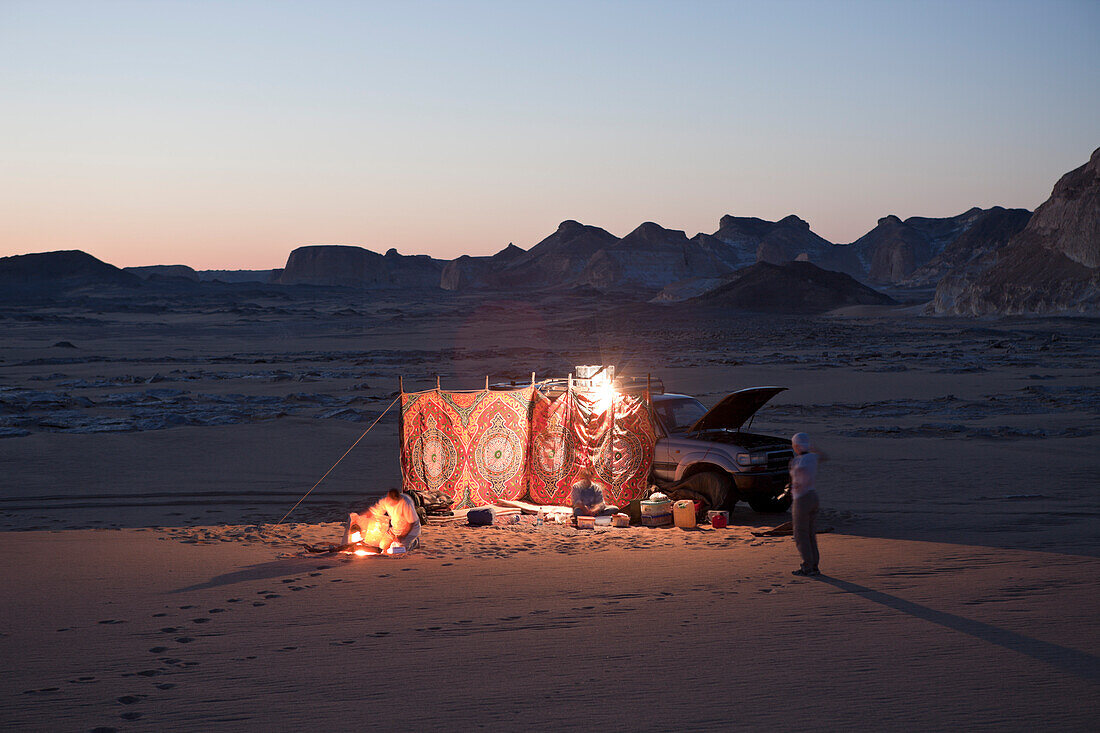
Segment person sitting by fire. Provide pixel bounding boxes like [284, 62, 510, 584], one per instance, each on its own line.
[345, 488, 421, 552]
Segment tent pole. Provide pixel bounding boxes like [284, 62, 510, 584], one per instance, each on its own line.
[531, 371, 535, 387]
[485, 375, 489, 390]
[397, 378, 405, 489]
[436, 375, 441, 391]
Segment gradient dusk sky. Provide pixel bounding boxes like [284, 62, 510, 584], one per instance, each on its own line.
[2, 0, 1098, 270]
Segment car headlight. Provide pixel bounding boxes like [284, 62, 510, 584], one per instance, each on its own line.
[736, 452, 768, 466]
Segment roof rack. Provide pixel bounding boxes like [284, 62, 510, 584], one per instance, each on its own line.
[490, 373, 664, 397]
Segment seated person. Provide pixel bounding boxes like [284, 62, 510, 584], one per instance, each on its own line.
[345, 488, 422, 551]
[570, 472, 618, 518]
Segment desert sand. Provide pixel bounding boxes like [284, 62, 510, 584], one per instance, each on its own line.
[1, 290, 1098, 731]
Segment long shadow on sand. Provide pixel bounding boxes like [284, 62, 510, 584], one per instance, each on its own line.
[815, 575, 1099, 682]
[170, 557, 334, 593]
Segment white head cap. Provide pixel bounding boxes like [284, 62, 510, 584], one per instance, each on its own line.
[792, 432, 812, 453]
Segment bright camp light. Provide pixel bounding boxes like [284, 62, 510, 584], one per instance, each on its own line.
[354, 548, 369, 556]
[591, 373, 616, 411]
[349, 531, 362, 543]
[596, 383, 616, 410]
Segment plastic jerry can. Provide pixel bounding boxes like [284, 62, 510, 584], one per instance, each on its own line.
[673, 500, 696, 529]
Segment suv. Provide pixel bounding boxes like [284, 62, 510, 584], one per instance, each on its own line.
[650, 387, 793, 512]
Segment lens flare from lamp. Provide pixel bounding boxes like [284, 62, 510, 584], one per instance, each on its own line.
[591, 374, 616, 412]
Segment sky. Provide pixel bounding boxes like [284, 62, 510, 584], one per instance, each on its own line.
[1, 0, 1098, 270]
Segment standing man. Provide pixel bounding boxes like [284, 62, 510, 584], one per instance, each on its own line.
[789, 433, 826, 576]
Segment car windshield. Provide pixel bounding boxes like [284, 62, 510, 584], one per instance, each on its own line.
[654, 397, 708, 433]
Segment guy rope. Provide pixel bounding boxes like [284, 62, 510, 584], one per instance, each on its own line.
[266, 394, 401, 533]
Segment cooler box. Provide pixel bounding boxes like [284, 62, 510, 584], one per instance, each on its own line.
[641, 496, 672, 527]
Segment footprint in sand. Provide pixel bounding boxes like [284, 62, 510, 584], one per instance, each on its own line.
[226, 598, 241, 603]
[69, 676, 97, 684]
[253, 602, 266, 607]
[155, 683, 176, 690]
[148, 647, 169, 654]
[208, 608, 226, 614]
[159, 627, 179, 634]
[191, 618, 210, 624]
[152, 613, 167, 617]
[120, 712, 142, 721]
[117, 695, 143, 705]
[98, 619, 126, 625]
[174, 637, 194, 644]
[264, 594, 281, 599]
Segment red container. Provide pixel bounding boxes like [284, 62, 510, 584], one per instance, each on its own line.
[711, 513, 728, 528]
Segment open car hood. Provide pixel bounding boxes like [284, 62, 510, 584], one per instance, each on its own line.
[688, 387, 787, 433]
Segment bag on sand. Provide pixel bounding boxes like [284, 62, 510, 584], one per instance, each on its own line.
[467, 509, 493, 526]
[407, 488, 454, 525]
[662, 472, 733, 520]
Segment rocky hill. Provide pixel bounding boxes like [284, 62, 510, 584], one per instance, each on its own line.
[444, 215, 853, 295]
[0, 250, 141, 300]
[481, 220, 619, 291]
[688, 260, 897, 314]
[733, 214, 862, 275]
[578, 222, 745, 291]
[932, 148, 1100, 315]
[903, 207, 1032, 287]
[845, 208, 993, 283]
[439, 243, 525, 290]
[275, 245, 445, 288]
[125, 265, 201, 281]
